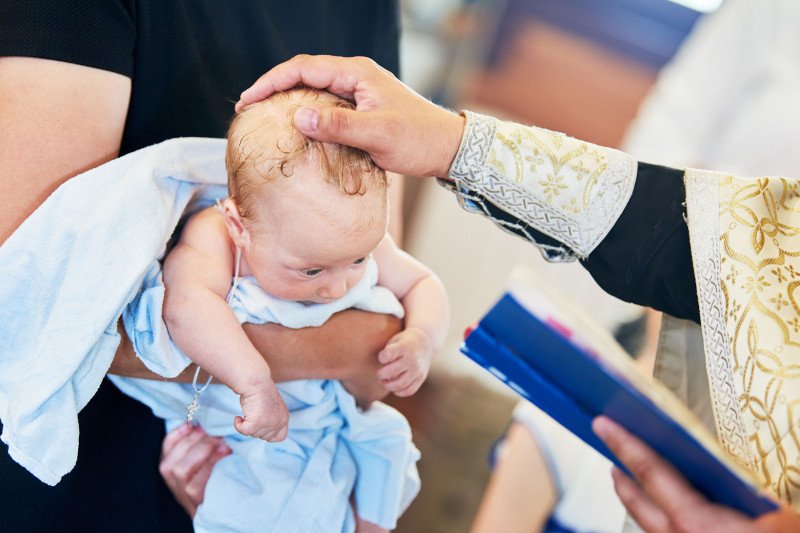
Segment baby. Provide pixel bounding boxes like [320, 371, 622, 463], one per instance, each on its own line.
[114, 88, 448, 532]
[164, 88, 447, 440]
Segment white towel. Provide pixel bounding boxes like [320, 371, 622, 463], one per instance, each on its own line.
[0, 137, 228, 486]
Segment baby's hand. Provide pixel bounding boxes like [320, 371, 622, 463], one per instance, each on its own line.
[234, 380, 289, 442]
[377, 327, 434, 397]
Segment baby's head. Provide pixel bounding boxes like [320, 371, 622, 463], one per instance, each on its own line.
[223, 88, 388, 304]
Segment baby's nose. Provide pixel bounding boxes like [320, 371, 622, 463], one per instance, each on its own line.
[321, 278, 348, 300]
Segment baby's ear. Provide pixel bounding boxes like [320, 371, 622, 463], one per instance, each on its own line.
[221, 199, 250, 249]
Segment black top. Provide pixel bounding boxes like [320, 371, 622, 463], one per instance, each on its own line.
[584, 162, 699, 323]
[463, 162, 699, 323]
[0, 1, 399, 530]
[0, 0, 400, 153]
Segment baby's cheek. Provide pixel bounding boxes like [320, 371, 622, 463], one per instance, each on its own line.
[262, 278, 311, 302]
[348, 268, 368, 290]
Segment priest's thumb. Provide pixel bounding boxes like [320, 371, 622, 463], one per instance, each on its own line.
[293, 105, 380, 155]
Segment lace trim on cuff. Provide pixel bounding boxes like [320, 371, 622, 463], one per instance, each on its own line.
[436, 178, 577, 262]
[443, 111, 637, 261]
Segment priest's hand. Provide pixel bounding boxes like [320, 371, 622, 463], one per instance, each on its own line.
[237, 54, 465, 179]
[592, 416, 800, 532]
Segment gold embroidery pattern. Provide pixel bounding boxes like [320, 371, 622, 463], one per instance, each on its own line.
[690, 170, 800, 506]
[449, 112, 636, 259]
[491, 125, 598, 212]
[719, 176, 800, 504]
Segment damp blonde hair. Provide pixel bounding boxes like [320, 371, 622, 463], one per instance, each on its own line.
[226, 88, 388, 222]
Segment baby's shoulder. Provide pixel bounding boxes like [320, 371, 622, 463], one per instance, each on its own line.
[180, 205, 231, 249]
[183, 205, 226, 232]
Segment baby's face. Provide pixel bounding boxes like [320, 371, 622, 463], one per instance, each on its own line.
[242, 170, 387, 304]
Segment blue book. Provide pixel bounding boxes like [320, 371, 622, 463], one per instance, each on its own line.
[461, 267, 777, 517]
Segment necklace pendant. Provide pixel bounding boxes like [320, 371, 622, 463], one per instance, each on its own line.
[186, 397, 200, 423]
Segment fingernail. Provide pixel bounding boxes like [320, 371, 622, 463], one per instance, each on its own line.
[295, 107, 318, 132]
[176, 423, 191, 435]
[592, 416, 610, 439]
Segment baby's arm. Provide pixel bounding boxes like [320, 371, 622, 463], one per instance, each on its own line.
[162, 209, 288, 441]
[373, 235, 449, 396]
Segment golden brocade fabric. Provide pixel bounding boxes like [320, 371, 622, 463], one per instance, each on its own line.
[443, 115, 799, 503]
[687, 169, 800, 506]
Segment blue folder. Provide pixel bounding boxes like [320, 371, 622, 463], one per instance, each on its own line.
[462, 292, 777, 517]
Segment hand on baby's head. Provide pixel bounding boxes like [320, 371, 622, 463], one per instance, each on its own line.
[226, 87, 388, 223]
[376, 327, 434, 397]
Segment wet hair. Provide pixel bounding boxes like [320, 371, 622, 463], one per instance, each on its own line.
[225, 87, 387, 222]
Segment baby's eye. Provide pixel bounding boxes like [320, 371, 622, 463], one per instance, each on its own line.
[353, 257, 366, 265]
[302, 268, 323, 277]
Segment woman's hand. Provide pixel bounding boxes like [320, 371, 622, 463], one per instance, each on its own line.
[592, 416, 800, 532]
[159, 424, 231, 518]
[237, 55, 465, 179]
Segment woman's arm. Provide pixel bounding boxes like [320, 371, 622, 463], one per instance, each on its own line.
[0, 57, 130, 244]
[241, 311, 402, 404]
[110, 306, 401, 406]
[110, 310, 402, 404]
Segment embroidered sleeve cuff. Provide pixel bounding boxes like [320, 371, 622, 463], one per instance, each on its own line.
[440, 111, 637, 260]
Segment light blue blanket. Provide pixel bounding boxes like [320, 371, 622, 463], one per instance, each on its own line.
[0, 137, 228, 485]
[112, 258, 420, 532]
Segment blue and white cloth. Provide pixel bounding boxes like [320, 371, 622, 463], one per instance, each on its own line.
[111, 258, 420, 532]
[0, 137, 228, 486]
[0, 137, 420, 532]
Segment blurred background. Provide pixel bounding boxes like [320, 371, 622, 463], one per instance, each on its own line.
[388, 0, 723, 530]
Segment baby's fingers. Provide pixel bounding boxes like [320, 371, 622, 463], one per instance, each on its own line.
[384, 371, 419, 396]
[234, 416, 288, 442]
[233, 415, 250, 436]
[268, 425, 289, 443]
[378, 345, 403, 365]
[377, 360, 406, 382]
[232, 415, 265, 437]
[258, 425, 288, 442]
[394, 376, 424, 397]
